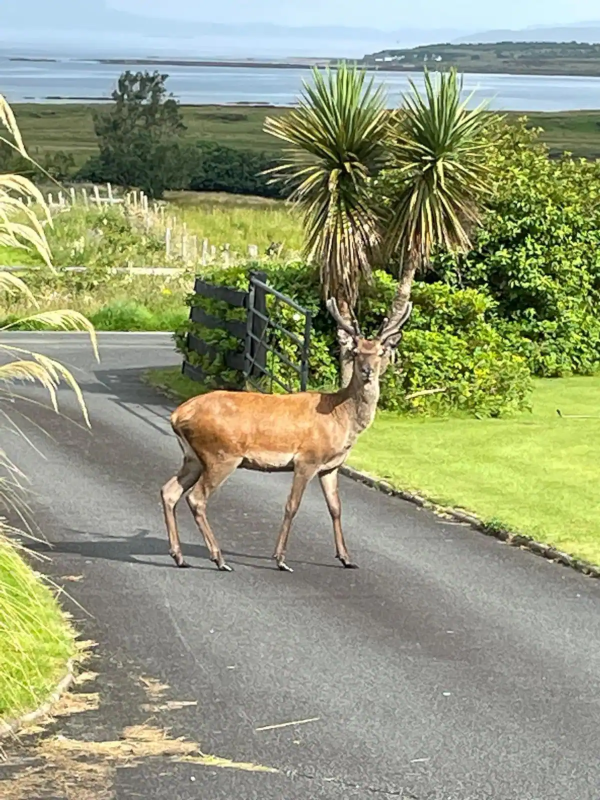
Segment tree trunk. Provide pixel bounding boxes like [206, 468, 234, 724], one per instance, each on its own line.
[337, 298, 355, 388]
[391, 258, 419, 320]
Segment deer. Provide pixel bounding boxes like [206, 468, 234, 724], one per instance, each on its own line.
[160, 298, 413, 573]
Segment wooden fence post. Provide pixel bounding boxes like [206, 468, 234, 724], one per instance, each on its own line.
[249, 271, 268, 380]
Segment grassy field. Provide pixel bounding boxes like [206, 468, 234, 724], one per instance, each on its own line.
[0, 534, 75, 723]
[0, 269, 190, 331]
[13, 104, 289, 167]
[0, 194, 303, 268]
[12, 103, 600, 163]
[145, 368, 600, 567]
[169, 194, 303, 254]
[0, 197, 303, 329]
[525, 111, 600, 159]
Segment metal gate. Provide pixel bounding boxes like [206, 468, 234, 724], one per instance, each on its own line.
[182, 271, 312, 393]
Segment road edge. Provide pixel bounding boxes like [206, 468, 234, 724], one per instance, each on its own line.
[340, 465, 600, 580]
[0, 659, 75, 740]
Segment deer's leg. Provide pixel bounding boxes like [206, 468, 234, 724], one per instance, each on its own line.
[161, 439, 202, 569]
[319, 468, 358, 569]
[186, 456, 241, 572]
[273, 464, 316, 573]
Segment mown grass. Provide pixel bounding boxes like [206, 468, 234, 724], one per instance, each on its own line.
[0, 534, 76, 722]
[146, 368, 600, 567]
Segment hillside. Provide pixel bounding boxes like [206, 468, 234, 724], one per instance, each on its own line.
[362, 41, 600, 77]
[455, 24, 600, 45]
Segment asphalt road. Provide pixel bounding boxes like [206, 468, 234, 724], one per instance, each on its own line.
[2, 332, 600, 800]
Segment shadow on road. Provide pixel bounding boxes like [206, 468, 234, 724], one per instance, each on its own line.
[83, 366, 181, 437]
[27, 527, 339, 572]
[89, 366, 177, 405]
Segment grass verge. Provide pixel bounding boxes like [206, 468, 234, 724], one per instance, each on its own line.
[0, 534, 76, 724]
[144, 367, 600, 567]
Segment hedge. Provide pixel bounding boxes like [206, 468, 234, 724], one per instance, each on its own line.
[175, 260, 532, 417]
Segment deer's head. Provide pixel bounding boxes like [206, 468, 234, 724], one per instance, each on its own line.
[327, 299, 413, 386]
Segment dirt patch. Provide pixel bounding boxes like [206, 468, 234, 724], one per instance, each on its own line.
[1, 664, 277, 799]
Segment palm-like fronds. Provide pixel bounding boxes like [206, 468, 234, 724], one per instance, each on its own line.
[384, 69, 494, 269]
[264, 65, 388, 305]
[0, 95, 98, 529]
[0, 95, 53, 268]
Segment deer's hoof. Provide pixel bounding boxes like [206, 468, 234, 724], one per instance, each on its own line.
[337, 555, 359, 569]
[171, 552, 191, 569]
[213, 559, 233, 572]
[275, 559, 294, 573]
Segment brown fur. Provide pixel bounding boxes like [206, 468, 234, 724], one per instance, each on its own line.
[160, 312, 411, 573]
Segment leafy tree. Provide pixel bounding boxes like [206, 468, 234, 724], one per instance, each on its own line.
[376, 68, 494, 321]
[92, 71, 187, 198]
[430, 117, 600, 376]
[188, 143, 287, 198]
[264, 64, 388, 384]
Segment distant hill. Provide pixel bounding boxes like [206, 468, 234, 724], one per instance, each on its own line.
[0, 1, 466, 47]
[454, 24, 600, 45]
[362, 41, 600, 77]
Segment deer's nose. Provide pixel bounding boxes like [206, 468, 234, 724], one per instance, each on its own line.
[361, 365, 374, 381]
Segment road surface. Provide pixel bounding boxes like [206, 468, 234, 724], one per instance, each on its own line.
[2, 332, 600, 800]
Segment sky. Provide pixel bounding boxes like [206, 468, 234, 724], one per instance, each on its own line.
[110, 0, 600, 31]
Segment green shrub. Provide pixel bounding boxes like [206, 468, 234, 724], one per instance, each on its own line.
[188, 143, 289, 199]
[429, 119, 600, 377]
[176, 262, 531, 417]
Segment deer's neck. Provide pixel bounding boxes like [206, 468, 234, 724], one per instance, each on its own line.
[339, 375, 381, 436]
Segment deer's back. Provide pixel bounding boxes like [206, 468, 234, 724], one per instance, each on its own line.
[171, 389, 349, 470]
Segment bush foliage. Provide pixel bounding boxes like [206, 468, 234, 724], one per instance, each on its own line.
[176, 261, 531, 417]
[429, 118, 600, 377]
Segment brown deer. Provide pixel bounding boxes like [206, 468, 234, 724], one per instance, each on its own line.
[160, 298, 413, 573]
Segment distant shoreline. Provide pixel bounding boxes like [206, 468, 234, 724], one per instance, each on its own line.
[18, 98, 292, 106]
[8, 55, 600, 78]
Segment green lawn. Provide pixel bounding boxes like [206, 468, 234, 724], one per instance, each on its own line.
[146, 368, 600, 567]
[0, 535, 75, 723]
[12, 103, 600, 165]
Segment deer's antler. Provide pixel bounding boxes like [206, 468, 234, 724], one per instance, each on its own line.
[378, 302, 413, 346]
[327, 298, 361, 339]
